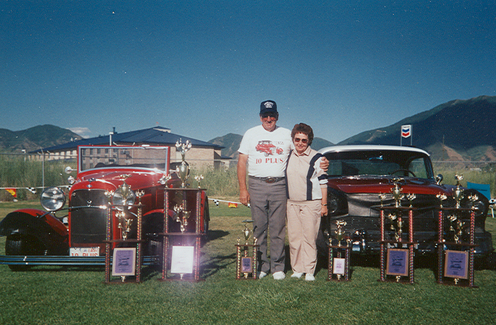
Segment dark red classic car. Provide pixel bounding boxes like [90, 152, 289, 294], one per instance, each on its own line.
[0, 145, 209, 270]
[318, 145, 493, 265]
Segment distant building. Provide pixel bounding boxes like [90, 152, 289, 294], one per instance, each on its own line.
[29, 126, 231, 169]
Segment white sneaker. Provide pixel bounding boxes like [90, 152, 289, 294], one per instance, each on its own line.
[272, 271, 285, 280]
[291, 272, 303, 279]
[305, 274, 315, 281]
[258, 271, 267, 279]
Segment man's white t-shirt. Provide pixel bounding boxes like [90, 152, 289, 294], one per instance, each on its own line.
[238, 125, 292, 178]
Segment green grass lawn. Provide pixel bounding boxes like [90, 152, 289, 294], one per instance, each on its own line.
[0, 203, 495, 324]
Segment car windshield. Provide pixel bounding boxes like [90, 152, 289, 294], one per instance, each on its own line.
[323, 149, 434, 179]
[78, 146, 170, 172]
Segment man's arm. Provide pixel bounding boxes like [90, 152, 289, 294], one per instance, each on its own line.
[320, 157, 329, 171]
[237, 153, 250, 206]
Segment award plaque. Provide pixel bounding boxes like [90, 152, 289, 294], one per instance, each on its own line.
[386, 248, 409, 277]
[171, 246, 195, 275]
[241, 257, 253, 273]
[112, 247, 136, 277]
[333, 258, 346, 275]
[444, 250, 468, 279]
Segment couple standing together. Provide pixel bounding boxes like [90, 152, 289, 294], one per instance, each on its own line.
[237, 100, 328, 281]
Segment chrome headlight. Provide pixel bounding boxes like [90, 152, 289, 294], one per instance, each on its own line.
[112, 182, 136, 210]
[40, 187, 66, 211]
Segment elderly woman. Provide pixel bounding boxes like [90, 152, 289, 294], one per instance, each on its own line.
[285, 123, 328, 281]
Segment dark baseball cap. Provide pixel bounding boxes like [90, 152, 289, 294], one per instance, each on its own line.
[260, 100, 278, 115]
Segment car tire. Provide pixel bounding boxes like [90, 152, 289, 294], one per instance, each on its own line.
[5, 235, 44, 271]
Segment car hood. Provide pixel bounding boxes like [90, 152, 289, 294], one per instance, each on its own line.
[71, 168, 166, 192]
[328, 176, 453, 196]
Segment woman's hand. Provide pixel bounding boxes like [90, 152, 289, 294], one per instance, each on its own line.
[321, 204, 328, 217]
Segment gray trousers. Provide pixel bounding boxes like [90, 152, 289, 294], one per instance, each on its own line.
[248, 177, 287, 273]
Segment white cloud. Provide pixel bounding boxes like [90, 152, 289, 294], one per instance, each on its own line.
[68, 127, 92, 138]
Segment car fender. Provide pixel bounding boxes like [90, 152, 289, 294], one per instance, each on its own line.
[0, 209, 68, 254]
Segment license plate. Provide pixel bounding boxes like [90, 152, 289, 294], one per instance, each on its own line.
[70, 247, 100, 256]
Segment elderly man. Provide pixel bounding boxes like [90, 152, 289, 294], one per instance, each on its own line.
[237, 100, 291, 280]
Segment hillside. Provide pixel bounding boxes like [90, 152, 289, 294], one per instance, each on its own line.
[0, 125, 82, 152]
[339, 95, 496, 160]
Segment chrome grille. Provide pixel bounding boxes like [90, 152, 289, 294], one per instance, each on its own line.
[70, 189, 108, 245]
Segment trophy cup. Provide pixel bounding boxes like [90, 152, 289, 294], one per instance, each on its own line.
[195, 175, 204, 189]
[437, 193, 448, 208]
[386, 213, 402, 242]
[173, 203, 190, 233]
[113, 180, 135, 240]
[334, 220, 347, 247]
[379, 193, 387, 208]
[407, 193, 416, 208]
[453, 175, 464, 209]
[391, 179, 404, 208]
[447, 214, 465, 243]
[175, 139, 192, 188]
[116, 211, 132, 240]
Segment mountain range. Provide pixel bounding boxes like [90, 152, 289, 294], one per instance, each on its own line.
[210, 95, 496, 161]
[339, 95, 496, 161]
[1, 96, 494, 161]
[0, 125, 82, 153]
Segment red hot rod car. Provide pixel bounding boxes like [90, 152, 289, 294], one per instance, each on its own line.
[0, 145, 209, 269]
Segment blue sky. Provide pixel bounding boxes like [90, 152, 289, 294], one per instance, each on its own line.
[1, 1, 495, 143]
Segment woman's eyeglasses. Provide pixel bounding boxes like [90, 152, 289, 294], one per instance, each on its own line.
[294, 138, 308, 143]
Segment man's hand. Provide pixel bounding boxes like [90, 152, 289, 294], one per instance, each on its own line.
[320, 157, 329, 172]
[239, 188, 250, 206]
[237, 153, 250, 206]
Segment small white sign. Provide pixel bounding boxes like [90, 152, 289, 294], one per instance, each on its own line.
[70, 247, 100, 256]
[171, 246, 194, 274]
[333, 258, 346, 275]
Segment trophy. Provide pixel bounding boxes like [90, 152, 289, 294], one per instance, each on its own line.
[334, 220, 347, 247]
[173, 203, 191, 233]
[437, 193, 448, 208]
[386, 213, 403, 242]
[407, 193, 416, 208]
[116, 211, 132, 240]
[447, 214, 464, 243]
[113, 180, 135, 240]
[391, 179, 404, 208]
[175, 139, 192, 188]
[453, 175, 464, 209]
[236, 220, 258, 279]
[195, 175, 204, 189]
[379, 193, 387, 208]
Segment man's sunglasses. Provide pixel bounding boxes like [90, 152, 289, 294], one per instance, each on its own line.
[261, 113, 278, 119]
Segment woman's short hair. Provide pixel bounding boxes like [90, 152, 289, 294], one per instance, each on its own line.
[291, 123, 314, 145]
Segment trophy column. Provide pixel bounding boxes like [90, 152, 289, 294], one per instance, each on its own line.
[160, 188, 206, 282]
[104, 185, 144, 284]
[436, 176, 478, 287]
[378, 180, 417, 284]
[235, 220, 259, 280]
[328, 220, 351, 281]
[159, 139, 207, 282]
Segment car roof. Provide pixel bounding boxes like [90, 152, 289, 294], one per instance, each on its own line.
[318, 145, 430, 157]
